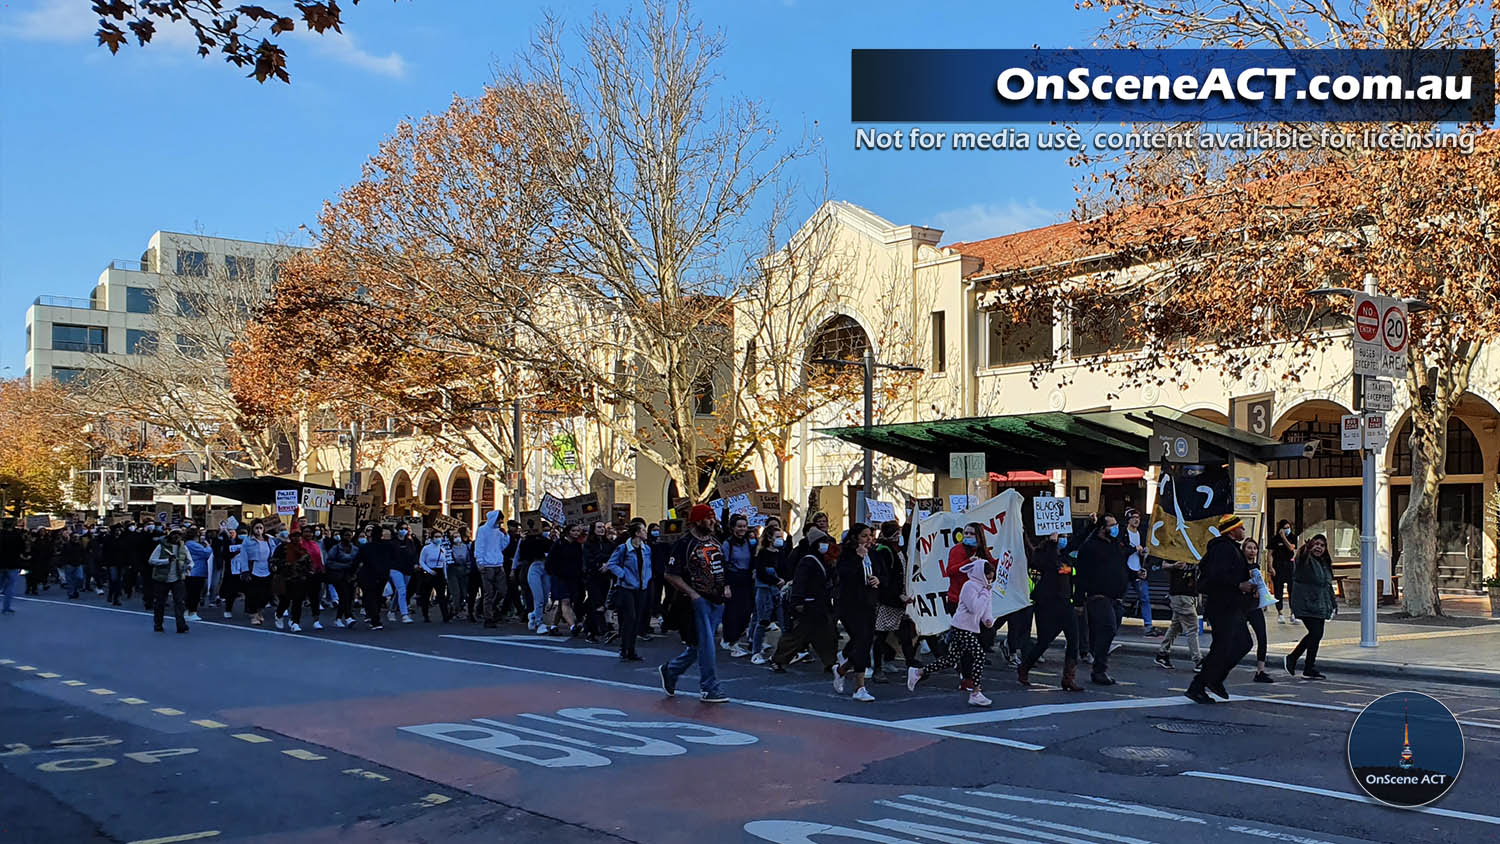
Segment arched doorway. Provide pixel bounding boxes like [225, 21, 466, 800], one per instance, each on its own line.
[448, 467, 473, 531]
[1390, 413, 1487, 591]
[418, 469, 442, 527]
[367, 471, 387, 519]
[1269, 400, 1362, 563]
[804, 315, 874, 522]
[390, 470, 413, 516]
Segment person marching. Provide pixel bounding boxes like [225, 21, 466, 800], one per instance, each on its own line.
[834, 523, 881, 702]
[1241, 537, 1277, 683]
[1285, 533, 1335, 680]
[1017, 532, 1084, 691]
[324, 529, 360, 627]
[769, 527, 839, 673]
[1153, 551, 1204, 673]
[870, 520, 919, 678]
[148, 528, 192, 634]
[1185, 514, 1256, 704]
[909, 556, 996, 706]
[659, 504, 730, 703]
[1075, 514, 1129, 686]
[606, 521, 652, 662]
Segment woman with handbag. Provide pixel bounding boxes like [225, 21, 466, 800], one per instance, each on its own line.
[1241, 538, 1276, 683]
[1285, 533, 1335, 680]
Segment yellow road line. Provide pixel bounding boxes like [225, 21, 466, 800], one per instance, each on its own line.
[153, 707, 185, 716]
[416, 793, 451, 807]
[126, 831, 221, 844]
[118, 697, 147, 705]
[282, 749, 326, 761]
[190, 719, 227, 729]
[231, 733, 271, 744]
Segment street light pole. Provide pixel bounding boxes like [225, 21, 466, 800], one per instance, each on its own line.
[1358, 272, 1379, 649]
[513, 397, 526, 511]
[813, 350, 923, 528]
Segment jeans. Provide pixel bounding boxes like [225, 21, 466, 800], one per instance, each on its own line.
[152, 579, 187, 631]
[447, 565, 470, 618]
[107, 565, 123, 603]
[526, 561, 550, 628]
[60, 565, 84, 598]
[0, 569, 16, 612]
[664, 598, 725, 695]
[616, 588, 645, 657]
[389, 570, 409, 616]
[749, 584, 782, 655]
[480, 566, 507, 622]
[1131, 577, 1153, 628]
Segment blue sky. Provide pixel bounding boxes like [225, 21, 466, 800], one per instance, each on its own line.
[0, 1, 1106, 375]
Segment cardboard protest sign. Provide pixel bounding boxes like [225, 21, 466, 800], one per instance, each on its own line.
[275, 489, 299, 516]
[715, 470, 759, 498]
[562, 492, 601, 523]
[751, 492, 782, 517]
[538, 493, 566, 526]
[611, 503, 631, 527]
[659, 518, 684, 537]
[948, 495, 972, 514]
[517, 509, 543, 530]
[906, 496, 943, 522]
[431, 513, 465, 534]
[864, 500, 897, 523]
[301, 487, 334, 512]
[329, 504, 359, 530]
[1032, 495, 1072, 535]
[906, 489, 1031, 638]
[262, 514, 285, 535]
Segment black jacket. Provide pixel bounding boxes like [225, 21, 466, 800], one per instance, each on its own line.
[753, 545, 787, 586]
[835, 548, 879, 619]
[1076, 533, 1129, 599]
[355, 539, 397, 584]
[0, 527, 24, 570]
[1029, 539, 1072, 604]
[872, 541, 906, 609]
[787, 551, 832, 614]
[1198, 534, 1252, 615]
[546, 540, 586, 581]
[517, 534, 554, 563]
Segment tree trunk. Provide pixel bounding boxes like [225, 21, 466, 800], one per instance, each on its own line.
[1398, 413, 1446, 617]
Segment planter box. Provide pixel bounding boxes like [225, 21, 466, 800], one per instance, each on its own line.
[1489, 586, 1500, 618]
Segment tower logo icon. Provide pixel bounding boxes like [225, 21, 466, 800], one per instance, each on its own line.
[1347, 691, 1463, 807]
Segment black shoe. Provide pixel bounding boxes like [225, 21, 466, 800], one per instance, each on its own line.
[1207, 681, 1229, 700]
[1090, 673, 1116, 686]
[1302, 669, 1327, 680]
[659, 664, 676, 697]
[1254, 671, 1275, 683]
[177, 627, 189, 634]
[1154, 654, 1173, 670]
[770, 663, 788, 673]
[1283, 653, 1296, 675]
[1184, 686, 1216, 704]
[701, 691, 729, 703]
[153, 626, 164, 632]
[1192, 659, 1204, 673]
[371, 624, 384, 630]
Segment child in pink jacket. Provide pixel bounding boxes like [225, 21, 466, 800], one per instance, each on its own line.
[908, 558, 996, 706]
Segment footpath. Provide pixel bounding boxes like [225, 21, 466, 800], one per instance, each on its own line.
[1117, 597, 1500, 688]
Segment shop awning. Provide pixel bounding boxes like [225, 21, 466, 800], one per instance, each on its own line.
[988, 470, 1052, 484]
[820, 406, 1298, 475]
[180, 476, 342, 506]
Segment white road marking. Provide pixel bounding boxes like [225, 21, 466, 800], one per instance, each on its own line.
[879, 795, 1164, 844]
[231, 733, 271, 744]
[152, 708, 185, 716]
[1181, 771, 1500, 826]
[125, 832, 220, 844]
[892, 696, 1193, 730]
[282, 748, 326, 761]
[190, 719, 227, 729]
[25, 598, 1044, 751]
[440, 635, 619, 657]
[965, 791, 1207, 824]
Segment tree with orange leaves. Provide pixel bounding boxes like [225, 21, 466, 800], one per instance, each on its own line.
[998, 1, 1498, 616]
[0, 379, 94, 516]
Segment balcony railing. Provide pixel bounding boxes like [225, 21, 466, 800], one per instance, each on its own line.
[109, 258, 147, 272]
[34, 295, 96, 310]
[51, 340, 107, 353]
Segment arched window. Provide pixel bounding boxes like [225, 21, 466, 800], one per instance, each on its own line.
[805, 315, 870, 369]
[1393, 418, 1482, 475]
[1269, 420, 1361, 479]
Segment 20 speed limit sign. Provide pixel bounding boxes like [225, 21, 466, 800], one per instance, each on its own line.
[1352, 293, 1407, 379]
[1382, 303, 1408, 354]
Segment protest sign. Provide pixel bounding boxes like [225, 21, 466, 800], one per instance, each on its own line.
[25, 515, 49, 530]
[906, 489, 1031, 638]
[562, 492, 601, 523]
[431, 513, 464, 534]
[275, 489, 299, 516]
[725, 493, 753, 516]
[1032, 495, 1072, 535]
[906, 497, 943, 522]
[751, 492, 782, 517]
[538, 493, 565, 526]
[715, 470, 759, 498]
[301, 487, 334, 512]
[660, 518, 684, 537]
[610, 503, 632, 527]
[206, 509, 228, 531]
[864, 500, 897, 523]
[262, 514, 285, 535]
[518, 509, 543, 530]
[948, 494, 972, 514]
[329, 504, 358, 530]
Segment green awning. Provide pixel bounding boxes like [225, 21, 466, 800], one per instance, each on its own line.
[819, 406, 1293, 474]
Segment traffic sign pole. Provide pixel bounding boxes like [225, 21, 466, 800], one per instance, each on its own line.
[1359, 274, 1379, 649]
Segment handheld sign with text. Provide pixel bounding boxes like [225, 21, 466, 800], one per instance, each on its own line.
[1032, 495, 1072, 535]
[274, 489, 299, 516]
[301, 487, 334, 513]
[611, 503, 632, 527]
[329, 504, 358, 530]
[906, 489, 1032, 638]
[431, 513, 465, 534]
[864, 500, 897, 523]
[538, 493, 566, 526]
[562, 493, 601, 523]
[948, 494, 972, 513]
[715, 470, 759, 498]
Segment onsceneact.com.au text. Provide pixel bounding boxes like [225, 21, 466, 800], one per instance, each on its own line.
[996, 66, 1474, 104]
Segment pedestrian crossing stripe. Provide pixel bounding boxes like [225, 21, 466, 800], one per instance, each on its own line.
[119, 698, 148, 705]
[89, 688, 116, 695]
[0, 659, 13, 664]
[417, 794, 451, 807]
[191, 719, 227, 729]
[231, 733, 271, 744]
[36, 672, 60, 678]
[62, 680, 86, 686]
[282, 749, 326, 761]
[15, 665, 36, 671]
[153, 708, 185, 716]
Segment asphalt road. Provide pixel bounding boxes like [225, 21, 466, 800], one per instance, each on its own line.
[2, 593, 1497, 844]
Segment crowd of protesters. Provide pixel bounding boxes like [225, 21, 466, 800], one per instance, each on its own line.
[0, 501, 1337, 707]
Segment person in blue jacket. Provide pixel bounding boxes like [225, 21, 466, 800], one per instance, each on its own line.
[606, 522, 652, 662]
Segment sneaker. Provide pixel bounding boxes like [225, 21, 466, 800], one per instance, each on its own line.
[1146, 628, 1166, 638]
[852, 687, 876, 702]
[1254, 671, 1275, 683]
[312, 620, 323, 631]
[334, 618, 346, 629]
[968, 691, 992, 707]
[250, 614, 263, 626]
[223, 611, 233, 619]
[1154, 654, 1174, 670]
[767, 622, 780, 633]
[1192, 659, 1204, 673]
[1207, 681, 1230, 700]
[907, 667, 923, 691]
[832, 669, 846, 694]
[1283, 653, 1297, 675]
[750, 653, 768, 666]
[401, 615, 413, 624]
[719, 640, 734, 652]
[185, 612, 200, 621]
[276, 617, 287, 631]
[730, 644, 750, 659]
[791, 650, 811, 665]
[1108, 642, 1122, 654]
[1184, 686, 1216, 704]
[527, 620, 537, 631]
[863, 667, 874, 679]
[1277, 612, 1287, 624]
[1080, 652, 1093, 664]
[289, 622, 302, 633]
[1302, 669, 1327, 680]
[659, 664, 676, 697]
[1007, 653, 1022, 668]
[370, 623, 384, 630]
[1091, 673, 1117, 686]
[537, 624, 550, 635]
[701, 691, 729, 703]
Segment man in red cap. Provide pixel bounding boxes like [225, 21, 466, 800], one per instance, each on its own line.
[1186, 514, 1255, 705]
[660, 503, 729, 703]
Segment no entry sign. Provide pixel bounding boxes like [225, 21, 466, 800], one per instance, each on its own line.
[1352, 293, 1406, 380]
[1354, 297, 1381, 343]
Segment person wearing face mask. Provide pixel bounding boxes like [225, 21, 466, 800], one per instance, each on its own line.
[581, 521, 614, 643]
[519, 521, 555, 633]
[325, 529, 360, 628]
[101, 524, 129, 606]
[1270, 519, 1297, 623]
[416, 533, 453, 622]
[1018, 532, 1084, 691]
[232, 521, 275, 625]
[909, 555, 996, 707]
[1123, 509, 1160, 638]
[720, 514, 757, 657]
[182, 527, 213, 621]
[605, 522, 652, 661]
[474, 511, 510, 626]
[1075, 514, 1129, 685]
[355, 526, 396, 629]
[498, 521, 524, 622]
[148, 528, 192, 633]
[269, 529, 317, 632]
[388, 525, 419, 623]
[834, 523, 882, 701]
[769, 527, 839, 674]
[748, 526, 789, 664]
[871, 520, 919, 678]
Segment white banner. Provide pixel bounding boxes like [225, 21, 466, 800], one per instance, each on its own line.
[905, 488, 1032, 638]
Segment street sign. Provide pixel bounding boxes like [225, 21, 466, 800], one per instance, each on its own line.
[1340, 414, 1364, 451]
[1352, 294, 1407, 379]
[1148, 430, 1199, 463]
[1360, 378, 1394, 412]
[1363, 413, 1388, 450]
[948, 451, 985, 479]
[1230, 393, 1274, 438]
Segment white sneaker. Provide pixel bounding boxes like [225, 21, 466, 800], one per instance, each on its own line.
[719, 640, 734, 652]
[863, 667, 874, 679]
[767, 622, 780, 633]
[223, 611, 233, 619]
[289, 622, 302, 633]
[312, 620, 323, 630]
[527, 620, 537, 631]
[852, 687, 876, 702]
[1277, 613, 1287, 624]
[537, 624, 550, 635]
[185, 612, 200, 621]
[730, 644, 750, 658]
[907, 667, 923, 691]
[334, 618, 346, 628]
[276, 617, 287, 631]
[402, 614, 413, 624]
[791, 650, 811, 665]
[832, 669, 846, 694]
[750, 653, 768, 666]
[968, 691, 992, 707]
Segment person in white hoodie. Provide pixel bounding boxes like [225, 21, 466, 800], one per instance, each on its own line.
[416, 535, 452, 622]
[907, 557, 996, 707]
[474, 509, 511, 627]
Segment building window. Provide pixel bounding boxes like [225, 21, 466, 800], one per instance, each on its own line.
[176, 250, 209, 277]
[52, 324, 106, 353]
[693, 374, 716, 416]
[985, 310, 1053, 368]
[125, 286, 157, 314]
[52, 367, 86, 385]
[175, 291, 207, 317]
[175, 334, 205, 360]
[225, 255, 255, 280]
[25, 324, 31, 352]
[1070, 300, 1145, 357]
[930, 311, 946, 373]
[126, 329, 158, 355]
[1393, 418, 1482, 476]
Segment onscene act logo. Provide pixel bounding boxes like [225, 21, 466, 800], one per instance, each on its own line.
[1347, 692, 1464, 807]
